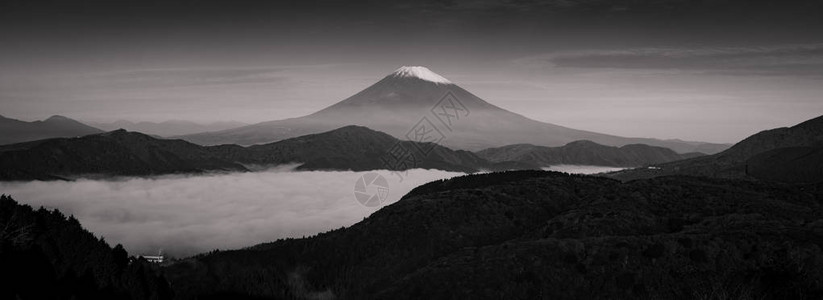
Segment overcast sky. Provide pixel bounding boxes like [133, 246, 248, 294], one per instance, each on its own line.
[2, 0, 822, 143]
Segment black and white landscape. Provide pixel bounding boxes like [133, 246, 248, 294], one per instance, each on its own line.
[2, 0, 823, 299]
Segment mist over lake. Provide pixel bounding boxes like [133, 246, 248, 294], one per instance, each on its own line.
[0, 168, 462, 257]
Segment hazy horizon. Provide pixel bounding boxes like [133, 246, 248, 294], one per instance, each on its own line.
[3, 1, 823, 144]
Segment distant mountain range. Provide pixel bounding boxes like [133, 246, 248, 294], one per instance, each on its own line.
[179, 66, 730, 154]
[89, 120, 247, 137]
[0, 126, 529, 181]
[5, 113, 817, 182]
[0, 115, 103, 145]
[608, 114, 823, 183]
[164, 170, 823, 299]
[476, 140, 704, 168]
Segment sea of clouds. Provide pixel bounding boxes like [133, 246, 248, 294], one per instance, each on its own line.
[0, 167, 462, 257]
[543, 165, 626, 175]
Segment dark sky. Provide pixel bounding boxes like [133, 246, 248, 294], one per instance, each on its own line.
[2, 0, 823, 143]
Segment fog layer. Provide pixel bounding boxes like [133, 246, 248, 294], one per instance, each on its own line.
[544, 165, 626, 175]
[0, 168, 462, 257]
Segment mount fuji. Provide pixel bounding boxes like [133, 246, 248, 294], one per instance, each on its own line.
[180, 66, 729, 154]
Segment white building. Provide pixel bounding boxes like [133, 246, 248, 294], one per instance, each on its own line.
[140, 250, 164, 263]
[141, 255, 164, 263]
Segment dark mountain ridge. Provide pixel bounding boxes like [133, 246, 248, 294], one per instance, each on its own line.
[0, 129, 248, 181]
[0, 114, 103, 145]
[89, 120, 247, 137]
[0, 126, 520, 181]
[477, 140, 704, 167]
[608, 114, 823, 183]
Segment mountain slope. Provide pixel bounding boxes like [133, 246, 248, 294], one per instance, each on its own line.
[164, 170, 823, 299]
[746, 146, 823, 184]
[179, 66, 729, 154]
[608, 115, 823, 183]
[235, 125, 504, 173]
[0, 126, 523, 181]
[477, 140, 703, 167]
[0, 115, 103, 145]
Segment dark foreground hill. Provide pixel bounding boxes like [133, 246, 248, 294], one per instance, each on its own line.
[164, 170, 823, 299]
[0, 126, 526, 181]
[608, 115, 823, 183]
[477, 140, 703, 168]
[0, 115, 103, 145]
[0, 195, 172, 299]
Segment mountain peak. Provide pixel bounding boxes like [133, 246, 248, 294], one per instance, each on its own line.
[99, 128, 130, 137]
[45, 115, 72, 122]
[564, 140, 603, 148]
[389, 66, 452, 84]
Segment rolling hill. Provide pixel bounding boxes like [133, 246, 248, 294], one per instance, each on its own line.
[608, 114, 823, 183]
[0, 129, 248, 181]
[0, 126, 526, 181]
[164, 170, 823, 299]
[477, 140, 704, 168]
[0, 115, 103, 145]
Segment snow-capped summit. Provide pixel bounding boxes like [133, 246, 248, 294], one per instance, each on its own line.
[180, 65, 728, 155]
[389, 66, 452, 84]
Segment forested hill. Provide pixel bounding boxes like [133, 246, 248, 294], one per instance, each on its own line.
[164, 170, 823, 299]
[608, 114, 823, 183]
[0, 195, 173, 299]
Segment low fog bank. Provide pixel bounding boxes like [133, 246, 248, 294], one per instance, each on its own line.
[0, 168, 462, 257]
[543, 165, 626, 175]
